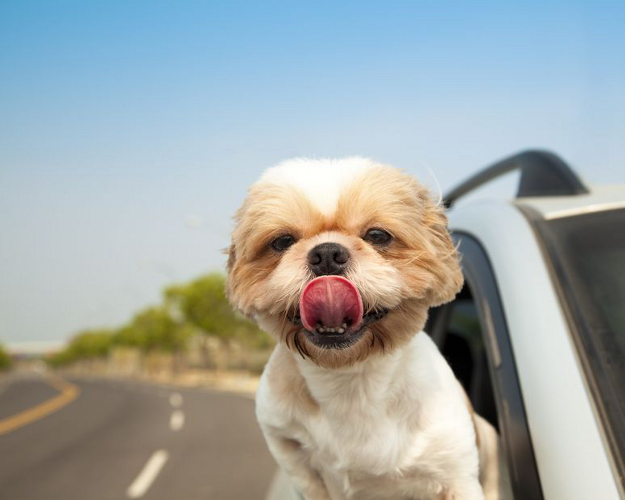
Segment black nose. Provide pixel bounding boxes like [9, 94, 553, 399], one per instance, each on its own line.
[308, 243, 350, 276]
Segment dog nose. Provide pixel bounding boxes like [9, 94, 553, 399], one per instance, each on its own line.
[308, 243, 350, 276]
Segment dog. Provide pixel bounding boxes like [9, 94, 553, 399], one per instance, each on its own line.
[226, 157, 502, 500]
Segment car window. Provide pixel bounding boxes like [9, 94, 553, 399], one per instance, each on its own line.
[430, 287, 498, 429]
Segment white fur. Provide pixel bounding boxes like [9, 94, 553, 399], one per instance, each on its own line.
[242, 158, 496, 499]
[257, 333, 485, 500]
[260, 157, 377, 217]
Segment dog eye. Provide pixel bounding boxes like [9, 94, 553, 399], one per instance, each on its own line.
[364, 228, 392, 246]
[271, 235, 296, 251]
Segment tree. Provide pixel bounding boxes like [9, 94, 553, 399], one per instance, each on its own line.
[0, 344, 12, 371]
[48, 329, 113, 366]
[115, 306, 190, 352]
[47, 272, 272, 368]
[165, 273, 272, 349]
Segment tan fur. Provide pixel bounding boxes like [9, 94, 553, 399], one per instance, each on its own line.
[464, 390, 481, 449]
[227, 162, 463, 369]
[335, 166, 463, 307]
[230, 159, 489, 500]
[475, 414, 512, 500]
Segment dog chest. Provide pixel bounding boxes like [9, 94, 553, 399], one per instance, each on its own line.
[304, 414, 448, 500]
[309, 409, 410, 470]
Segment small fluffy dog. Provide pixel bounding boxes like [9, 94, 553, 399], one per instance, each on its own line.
[227, 158, 500, 500]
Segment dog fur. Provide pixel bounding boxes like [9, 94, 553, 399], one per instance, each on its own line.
[227, 157, 496, 500]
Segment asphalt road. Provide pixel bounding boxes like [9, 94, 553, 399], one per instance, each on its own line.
[0, 370, 276, 500]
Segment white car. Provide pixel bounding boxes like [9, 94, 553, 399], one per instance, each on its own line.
[266, 150, 625, 500]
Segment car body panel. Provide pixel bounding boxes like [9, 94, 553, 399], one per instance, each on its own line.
[448, 200, 621, 500]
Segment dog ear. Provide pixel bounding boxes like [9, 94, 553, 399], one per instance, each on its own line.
[422, 201, 464, 307]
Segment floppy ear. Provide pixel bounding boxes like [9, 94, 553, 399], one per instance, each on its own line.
[422, 201, 464, 307]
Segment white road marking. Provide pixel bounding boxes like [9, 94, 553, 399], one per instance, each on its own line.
[126, 449, 169, 499]
[169, 410, 185, 431]
[169, 392, 183, 408]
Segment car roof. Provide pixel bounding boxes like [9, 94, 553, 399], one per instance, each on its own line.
[515, 184, 625, 220]
[444, 149, 625, 220]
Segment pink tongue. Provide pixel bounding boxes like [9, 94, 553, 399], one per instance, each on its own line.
[299, 276, 364, 333]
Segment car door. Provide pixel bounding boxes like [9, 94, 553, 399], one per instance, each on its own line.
[425, 233, 544, 500]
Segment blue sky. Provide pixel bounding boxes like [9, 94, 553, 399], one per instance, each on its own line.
[1, 1, 624, 345]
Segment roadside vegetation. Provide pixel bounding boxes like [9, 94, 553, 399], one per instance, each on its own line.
[0, 344, 12, 371]
[48, 273, 273, 372]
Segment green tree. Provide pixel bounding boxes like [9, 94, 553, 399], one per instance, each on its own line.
[165, 273, 272, 348]
[48, 272, 272, 367]
[115, 306, 189, 352]
[0, 344, 12, 371]
[48, 329, 113, 366]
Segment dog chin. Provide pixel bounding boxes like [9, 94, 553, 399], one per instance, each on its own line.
[289, 306, 390, 350]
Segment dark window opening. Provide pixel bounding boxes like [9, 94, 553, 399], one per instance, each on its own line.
[427, 285, 498, 430]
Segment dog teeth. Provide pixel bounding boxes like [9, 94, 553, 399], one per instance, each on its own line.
[312, 320, 355, 334]
[315, 325, 347, 334]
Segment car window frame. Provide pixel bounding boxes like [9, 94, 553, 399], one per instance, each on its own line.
[427, 232, 544, 499]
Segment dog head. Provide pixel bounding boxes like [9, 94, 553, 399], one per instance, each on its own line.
[227, 157, 462, 368]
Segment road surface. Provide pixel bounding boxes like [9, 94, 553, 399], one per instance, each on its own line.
[0, 370, 276, 500]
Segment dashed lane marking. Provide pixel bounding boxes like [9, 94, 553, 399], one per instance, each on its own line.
[169, 392, 182, 408]
[169, 410, 185, 431]
[126, 449, 169, 498]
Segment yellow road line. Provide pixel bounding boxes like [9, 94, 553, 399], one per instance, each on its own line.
[0, 375, 80, 436]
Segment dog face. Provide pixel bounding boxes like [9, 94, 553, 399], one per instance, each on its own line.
[227, 158, 462, 368]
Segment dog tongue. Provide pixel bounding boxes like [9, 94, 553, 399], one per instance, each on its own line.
[299, 276, 363, 333]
